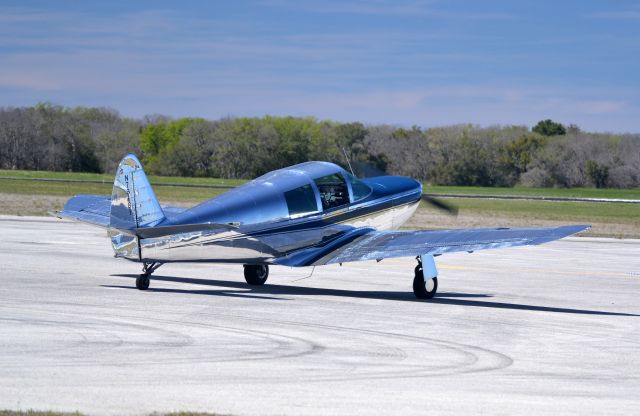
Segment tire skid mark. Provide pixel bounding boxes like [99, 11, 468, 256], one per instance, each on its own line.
[181, 310, 514, 383]
[0, 304, 324, 369]
[1, 297, 513, 383]
[0, 307, 194, 369]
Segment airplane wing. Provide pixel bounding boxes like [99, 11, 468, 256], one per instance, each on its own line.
[275, 225, 590, 267]
[53, 194, 187, 228]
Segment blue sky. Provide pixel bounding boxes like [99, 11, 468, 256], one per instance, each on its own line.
[1, 1, 639, 132]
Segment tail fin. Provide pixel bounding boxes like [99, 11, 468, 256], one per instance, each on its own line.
[108, 154, 165, 260]
[110, 154, 165, 229]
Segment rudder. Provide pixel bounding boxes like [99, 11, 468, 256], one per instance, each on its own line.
[108, 154, 165, 260]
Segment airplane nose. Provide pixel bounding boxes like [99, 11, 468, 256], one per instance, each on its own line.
[392, 176, 422, 193]
[407, 177, 422, 193]
[362, 175, 422, 197]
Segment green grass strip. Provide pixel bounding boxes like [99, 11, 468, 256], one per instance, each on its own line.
[0, 411, 228, 416]
[3, 169, 639, 199]
[426, 185, 640, 199]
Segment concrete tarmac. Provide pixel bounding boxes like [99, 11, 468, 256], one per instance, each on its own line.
[0, 216, 639, 415]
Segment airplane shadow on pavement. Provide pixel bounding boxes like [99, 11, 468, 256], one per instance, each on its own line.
[108, 273, 638, 317]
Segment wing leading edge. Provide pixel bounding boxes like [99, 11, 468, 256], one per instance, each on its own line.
[277, 225, 590, 267]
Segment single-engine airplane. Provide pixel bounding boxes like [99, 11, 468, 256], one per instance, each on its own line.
[55, 154, 590, 299]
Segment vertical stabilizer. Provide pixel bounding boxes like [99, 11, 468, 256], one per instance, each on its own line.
[108, 154, 165, 260]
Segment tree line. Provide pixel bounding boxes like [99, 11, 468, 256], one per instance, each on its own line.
[0, 103, 638, 188]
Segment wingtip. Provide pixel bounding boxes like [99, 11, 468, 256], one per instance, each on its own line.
[564, 224, 592, 235]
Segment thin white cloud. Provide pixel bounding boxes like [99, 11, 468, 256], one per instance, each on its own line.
[173, 85, 637, 131]
[585, 5, 640, 20]
[0, 72, 63, 91]
[259, 0, 513, 19]
[0, 8, 71, 23]
[0, 6, 500, 89]
[574, 100, 628, 115]
[260, 0, 435, 16]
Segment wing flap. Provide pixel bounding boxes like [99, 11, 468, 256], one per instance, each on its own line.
[301, 225, 590, 266]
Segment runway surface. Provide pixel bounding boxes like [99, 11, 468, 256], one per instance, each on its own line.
[0, 216, 639, 415]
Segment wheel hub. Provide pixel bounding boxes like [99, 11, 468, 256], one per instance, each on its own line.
[425, 278, 435, 292]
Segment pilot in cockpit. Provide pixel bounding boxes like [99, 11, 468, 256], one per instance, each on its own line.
[319, 186, 344, 209]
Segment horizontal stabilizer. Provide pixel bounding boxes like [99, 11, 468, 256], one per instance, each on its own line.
[53, 194, 188, 229]
[54, 194, 111, 227]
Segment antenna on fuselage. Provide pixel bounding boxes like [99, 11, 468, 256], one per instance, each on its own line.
[291, 266, 316, 282]
[341, 147, 355, 176]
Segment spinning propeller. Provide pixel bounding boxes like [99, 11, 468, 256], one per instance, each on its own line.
[421, 194, 459, 216]
[344, 157, 459, 216]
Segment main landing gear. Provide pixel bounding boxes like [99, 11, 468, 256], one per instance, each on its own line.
[244, 264, 269, 285]
[136, 262, 162, 290]
[413, 255, 438, 299]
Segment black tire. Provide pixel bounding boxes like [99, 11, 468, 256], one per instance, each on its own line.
[244, 264, 269, 286]
[136, 274, 150, 290]
[413, 267, 437, 299]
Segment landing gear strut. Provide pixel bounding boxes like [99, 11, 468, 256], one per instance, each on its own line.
[413, 255, 438, 299]
[136, 262, 162, 290]
[244, 264, 269, 286]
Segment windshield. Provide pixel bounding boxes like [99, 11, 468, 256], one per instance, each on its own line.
[345, 173, 372, 202]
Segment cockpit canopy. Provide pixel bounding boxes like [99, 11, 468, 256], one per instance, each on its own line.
[170, 161, 374, 226]
[283, 170, 372, 218]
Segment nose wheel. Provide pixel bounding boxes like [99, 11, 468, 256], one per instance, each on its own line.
[413, 270, 438, 299]
[413, 255, 438, 299]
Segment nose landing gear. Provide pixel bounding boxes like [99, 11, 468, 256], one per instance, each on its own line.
[413, 255, 438, 299]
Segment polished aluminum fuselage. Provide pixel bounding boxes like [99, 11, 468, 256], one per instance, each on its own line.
[124, 162, 422, 266]
[139, 196, 420, 265]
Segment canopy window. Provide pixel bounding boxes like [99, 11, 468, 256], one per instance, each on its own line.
[284, 184, 318, 217]
[314, 174, 349, 210]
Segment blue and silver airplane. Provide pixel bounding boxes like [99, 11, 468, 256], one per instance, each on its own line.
[56, 154, 590, 299]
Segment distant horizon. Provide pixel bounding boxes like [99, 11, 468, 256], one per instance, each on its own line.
[2, 1, 639, 132]
[5, 101, 639, 135]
